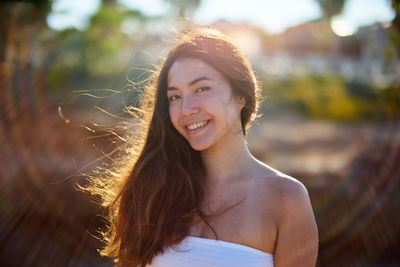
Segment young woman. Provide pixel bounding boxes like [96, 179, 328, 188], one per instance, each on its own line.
[88, 27, 318, 267]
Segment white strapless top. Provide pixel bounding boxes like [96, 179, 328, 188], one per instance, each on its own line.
[147, 236, 274, 267]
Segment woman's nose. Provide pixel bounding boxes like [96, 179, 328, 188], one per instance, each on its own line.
[181, 95, 199, 116]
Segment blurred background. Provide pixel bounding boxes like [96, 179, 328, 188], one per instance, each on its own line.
[1, 0, 399, 266]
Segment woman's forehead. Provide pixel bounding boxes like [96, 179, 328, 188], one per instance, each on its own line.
[167, 57, 225, 86]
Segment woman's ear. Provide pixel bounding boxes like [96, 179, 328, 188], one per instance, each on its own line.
[236, 95, 246, 110]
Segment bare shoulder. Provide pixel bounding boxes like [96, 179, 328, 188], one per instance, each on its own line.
[251, 159, 309, 204]
[251, 159, 318, 266]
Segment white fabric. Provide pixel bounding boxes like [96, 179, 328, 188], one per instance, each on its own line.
[147, 236, 274, 267]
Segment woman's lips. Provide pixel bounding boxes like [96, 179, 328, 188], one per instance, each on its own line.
[186, 120, 210, 135]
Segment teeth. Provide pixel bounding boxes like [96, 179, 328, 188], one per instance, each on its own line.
[187, 121, 207, 130]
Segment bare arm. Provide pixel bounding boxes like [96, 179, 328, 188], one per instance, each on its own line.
[273, 180, 319, 267]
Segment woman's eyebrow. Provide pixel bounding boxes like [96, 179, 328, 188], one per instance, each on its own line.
[167, 86, 178, 91]
[167, 76, 212, 91]
[188, 76, 211, 86]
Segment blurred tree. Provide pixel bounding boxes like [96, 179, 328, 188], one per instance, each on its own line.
[315, 0, 346, 19]
[102, 0, 117, 5]
[0, 1, 110, 266]
[85, 0, 135, 77]
[46, 0, 151, 93]
[1, 0, 52, 120]
[386, 0, 400, 118]
[392, 0, 400, 34]
[288, 75, 361, 119]
[164, 0, 201, 18]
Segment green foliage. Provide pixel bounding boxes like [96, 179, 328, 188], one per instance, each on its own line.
[379, 85, 400, 117]
[45, 2, 154, 94]
[163, 0, 201, 17]
[392, 0, 400, 11]
[262, 74, 394, 121]
[315, 0, 346, 19]
[47, 29, 89, 90]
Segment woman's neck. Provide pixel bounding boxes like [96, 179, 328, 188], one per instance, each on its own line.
[201, 133, 254, 185]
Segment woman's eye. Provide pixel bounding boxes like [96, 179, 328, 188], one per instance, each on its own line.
[196, 87, 209, 93]
[168, 95, 180, 102]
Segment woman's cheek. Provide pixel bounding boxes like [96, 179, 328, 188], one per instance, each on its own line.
[169, 106, 180, 130]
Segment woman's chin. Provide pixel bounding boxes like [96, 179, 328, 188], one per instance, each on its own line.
[190, 144, 209, 151]
[189, 140, 211, 151]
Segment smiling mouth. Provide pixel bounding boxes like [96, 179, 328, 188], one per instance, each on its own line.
[186, 120, 210, 134]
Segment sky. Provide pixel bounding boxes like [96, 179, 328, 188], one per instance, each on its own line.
[47, 0, 395, 34]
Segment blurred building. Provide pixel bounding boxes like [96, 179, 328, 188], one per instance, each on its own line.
[214, 20, 400, 88]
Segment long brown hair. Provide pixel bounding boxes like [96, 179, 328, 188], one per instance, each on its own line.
[84, 27, 261, 267]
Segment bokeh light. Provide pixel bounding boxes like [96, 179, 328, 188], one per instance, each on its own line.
[331, 17, 356, 36]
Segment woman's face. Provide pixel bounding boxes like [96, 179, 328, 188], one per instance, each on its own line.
[167, 57, 245, 151]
